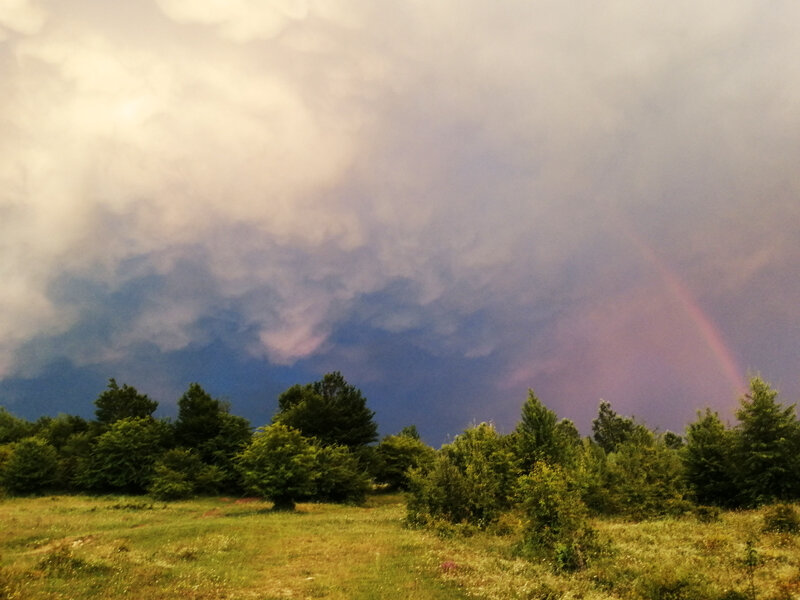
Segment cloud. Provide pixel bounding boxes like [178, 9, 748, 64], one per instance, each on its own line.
[3, 1, 800, 434]
[155, 0, 309, 42]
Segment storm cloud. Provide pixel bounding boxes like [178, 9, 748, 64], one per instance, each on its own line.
[2, 0, 800, 440]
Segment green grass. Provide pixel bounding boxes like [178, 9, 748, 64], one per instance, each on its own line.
[4, 496, 800, 599]
[0, 494, 467, 599]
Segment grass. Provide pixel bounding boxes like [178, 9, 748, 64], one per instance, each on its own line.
[3, 496, 800, 599]
[0, 493, 466, 600]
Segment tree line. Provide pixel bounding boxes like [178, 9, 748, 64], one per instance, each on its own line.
[0, 372, 420, 507]
[2, 373, 800, 532]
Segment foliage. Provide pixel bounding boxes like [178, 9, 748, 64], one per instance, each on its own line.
[273, 371, 377, 450]
[603, 435, 690, 518]
[94, 378, 158, 426]
[35, 414, 89, 451]
[516, 462, 597, 571]
[734, 376, 800, 505]
[311, 444, 371, 504]
[374, 432, 435, 490]
[762, 503, 800, 534]
[683, 409, 739, 507]
[0, 436, 59, 494]
[0, 407, 34, 444]
[514, 389, 579, 469]
[79, 417, 170, 493]
[236, 423, 317, 510]
[172, 383, 251, 489]
[147, 448, 226, 500]
[407, 422, 517, 527]
[592, 401, 649, 453]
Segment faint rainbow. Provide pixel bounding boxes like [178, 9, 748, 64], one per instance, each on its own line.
[620, 223, 747, 396]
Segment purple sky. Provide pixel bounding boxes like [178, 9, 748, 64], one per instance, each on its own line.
[2, 1, 799, 444]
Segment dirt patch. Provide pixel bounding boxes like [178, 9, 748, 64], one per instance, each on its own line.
[27, 535, 97, 555]
[234, 498, 261, 504]
[201, 508, 222, 518]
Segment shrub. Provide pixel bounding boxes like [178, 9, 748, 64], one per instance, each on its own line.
[311, 444, 371, 504]
[79, 417, 170, 493]
[374, 434, 435, 490]
[0, 437, 59, 495]
[762, 503, 800, 534]
[635, 569, 712, 600]
[516, 462, 598, 571]
[406, 423, 517, 528]
[694, 505, 722, 524]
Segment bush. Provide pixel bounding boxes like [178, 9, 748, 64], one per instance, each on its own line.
[635, 569, 712, 600]
[406, 423, 517, 528]
[603, 438, 691, 518]
[0, 437, 59, 495]
[516, 462, 598, 571]
[79, 417, 170, 493]
[374, 434, 435, 490]
[762, 503, 800, 534]
[311, 444, 370, 504]
[694, 505, 722, 524]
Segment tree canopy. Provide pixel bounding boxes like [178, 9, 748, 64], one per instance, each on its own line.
[273, 371, 377, 449]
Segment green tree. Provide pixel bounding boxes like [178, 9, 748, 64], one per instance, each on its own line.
[734, 376, 800, 505]
[173, 383, 251, 484]
[603, 435, 689, 518]
[374, 433, 435, 490]
[407, 422, 517, 527]
[148, 448, 226, 500]
[236, 423, 316, 511]
[514, 390, 579, 469]
[274, 372, 377, 449]
[80, 417, 170, 493]
[0, 437, 59, 495]
[94, 379, 158, 426]
[0, 407, 34, 444]
[683, 409, 738, 506]
[591, 401, 648, 453]
[35, 414, 89, 451]
[311, 445, 371, 504]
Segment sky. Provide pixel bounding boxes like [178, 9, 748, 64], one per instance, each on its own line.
[1, 0, 799, 445]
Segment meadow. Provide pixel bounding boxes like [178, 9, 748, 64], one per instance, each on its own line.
[2, 494, 800, 600]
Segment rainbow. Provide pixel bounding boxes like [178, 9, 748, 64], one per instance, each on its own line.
[620, 223, 747, 397]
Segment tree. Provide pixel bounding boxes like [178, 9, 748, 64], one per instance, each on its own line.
[0, 437, 59, 495]
[311, 445, 371, 504]
[0, 407, 34, 444]
[734, 376, 800, 505]
[591, 401, 648, 453]
[94, 379, 158, 426]
[407, 423, 517, 527]
[514, 390, 579, 469]
[602, 436, 689, 518]
[374, 433, 435, 490]
[148, 448, 226, 500]
[683, 409, 738, 507]
[273, 372, 377, 449]
[80, 417, 170, 493]
[173, 383, 252, 482]
[235, 423, 317, 510]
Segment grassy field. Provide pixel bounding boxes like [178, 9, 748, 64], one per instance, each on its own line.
[2, 494, 800, 600]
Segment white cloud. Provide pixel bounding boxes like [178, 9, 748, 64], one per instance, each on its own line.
[154, 0, 309, 41]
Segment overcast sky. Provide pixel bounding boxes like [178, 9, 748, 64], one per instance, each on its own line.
[2, 0, 799, 443]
